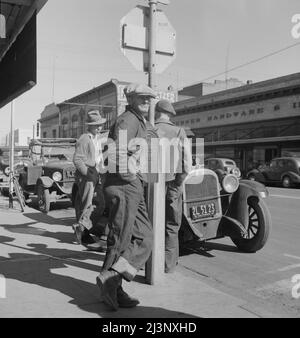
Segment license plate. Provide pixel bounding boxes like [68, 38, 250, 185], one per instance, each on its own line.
[190, 203, 216, 220]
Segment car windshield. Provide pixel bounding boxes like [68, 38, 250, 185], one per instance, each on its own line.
[31, 145, 75, 161]
[225, 161, 235, 166]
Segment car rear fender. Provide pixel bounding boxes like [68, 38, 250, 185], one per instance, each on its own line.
[280, 171, 300, 183]
[226, 180, 268, 228]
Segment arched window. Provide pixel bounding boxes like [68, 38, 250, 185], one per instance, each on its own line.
[102, 104, 113, 131]
[79, 109, 86, 135]
[71, 115, 79, 138]
[62, 117, 69, 138]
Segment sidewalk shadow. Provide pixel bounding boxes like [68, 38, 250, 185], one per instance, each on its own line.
[179, 240, 240, 258]
[23, 212, 75, 227]
[0, 251, 199, 318]
[0, 236, 104, 269]
[0, 222, 76, 245]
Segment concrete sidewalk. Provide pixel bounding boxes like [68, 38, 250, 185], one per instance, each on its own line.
[0, 196, 258, 318]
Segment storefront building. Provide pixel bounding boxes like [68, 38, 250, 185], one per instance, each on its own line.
[39, 79, 177, 139]
[174, 73, 300, 175]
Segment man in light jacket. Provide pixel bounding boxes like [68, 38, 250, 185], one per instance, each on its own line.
[73, 110, 106, 249]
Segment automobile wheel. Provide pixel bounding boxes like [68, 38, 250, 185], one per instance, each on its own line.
[282, 176, 292, 188]
[231, 198, 271, 253]
[37, 183, 50, 213]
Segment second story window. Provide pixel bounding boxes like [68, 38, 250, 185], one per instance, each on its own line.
[274, 105, 280, 111]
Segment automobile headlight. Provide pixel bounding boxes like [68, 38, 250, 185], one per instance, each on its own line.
[52, 171, 62, 182]
[231, 167, 241, 178]
[222, 174, 239, 193]
[4, 167, 10, 176]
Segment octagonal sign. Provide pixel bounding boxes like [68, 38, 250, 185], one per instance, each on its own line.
[120, 5, 176, 74]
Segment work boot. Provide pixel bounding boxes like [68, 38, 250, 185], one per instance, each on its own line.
[96, 270, 121, 311]
[117, 286, 140, 308]
[85, 239, 107, 252]
[72, 223, 95, 245]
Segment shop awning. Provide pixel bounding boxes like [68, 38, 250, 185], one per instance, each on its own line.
[0, 0, 47, 109]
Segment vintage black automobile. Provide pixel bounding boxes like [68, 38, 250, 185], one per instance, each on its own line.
[247, 157, 300, 188]
[17, 138, 77, 213]
[180, 168, 271, 253]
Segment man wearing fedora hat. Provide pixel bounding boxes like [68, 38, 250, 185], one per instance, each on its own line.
[72, 110, 107, 248]
[155, 99, 192, 273]
[96, 83, 156, 311]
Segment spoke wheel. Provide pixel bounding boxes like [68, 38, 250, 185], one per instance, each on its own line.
[231, 198, 272, 253]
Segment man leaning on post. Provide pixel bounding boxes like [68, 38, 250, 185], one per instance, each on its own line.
[96, 83, 156, 311]
[155, 99, 192, 273]
[72, 110, 107, 250]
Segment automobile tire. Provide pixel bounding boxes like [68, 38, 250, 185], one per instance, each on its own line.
[37, 183, 51, 213]
[282, 176, 292, 188]
[231, 198, 272, 253]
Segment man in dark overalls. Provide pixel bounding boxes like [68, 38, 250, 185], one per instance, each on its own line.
[96, 83, 156, 311]
[155, 100, 192, 273]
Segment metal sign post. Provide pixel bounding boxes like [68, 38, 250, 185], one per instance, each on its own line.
[145, 0, 166, 285]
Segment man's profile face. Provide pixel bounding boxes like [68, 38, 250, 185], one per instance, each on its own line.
[130, 95, 151, 115]
[88, 124, 103, 136]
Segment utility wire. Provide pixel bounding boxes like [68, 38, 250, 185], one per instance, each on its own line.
[196, 41, 300, 84]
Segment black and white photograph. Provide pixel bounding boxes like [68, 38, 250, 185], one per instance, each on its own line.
[0, 0, 300, 322]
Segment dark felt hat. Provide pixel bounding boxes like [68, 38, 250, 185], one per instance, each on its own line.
[155, 99, 176, 116]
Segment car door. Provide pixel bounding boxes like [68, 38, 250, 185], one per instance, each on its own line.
[264, 159, 278, 181]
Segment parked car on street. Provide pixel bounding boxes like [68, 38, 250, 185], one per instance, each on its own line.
[179, 168, 271, 253]
[247, 157, 300, 188]
[204, 158, 241, 178]
[17, 138, 77, 213]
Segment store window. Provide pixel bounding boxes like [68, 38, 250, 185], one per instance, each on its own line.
[79, 109, 85, 135]
[62, 117, 69, 138]
[71, 115, 79, 138]
[274, 105, 280, 111]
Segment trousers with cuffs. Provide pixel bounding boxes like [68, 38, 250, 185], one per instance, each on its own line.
[101, 174, 153, 281]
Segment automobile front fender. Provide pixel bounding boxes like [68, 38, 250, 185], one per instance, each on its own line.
[226, 180, 268, 229]
[248, 169, 266, 183]
[37, 177, 53, 189]
[53, 181, 73, 195]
